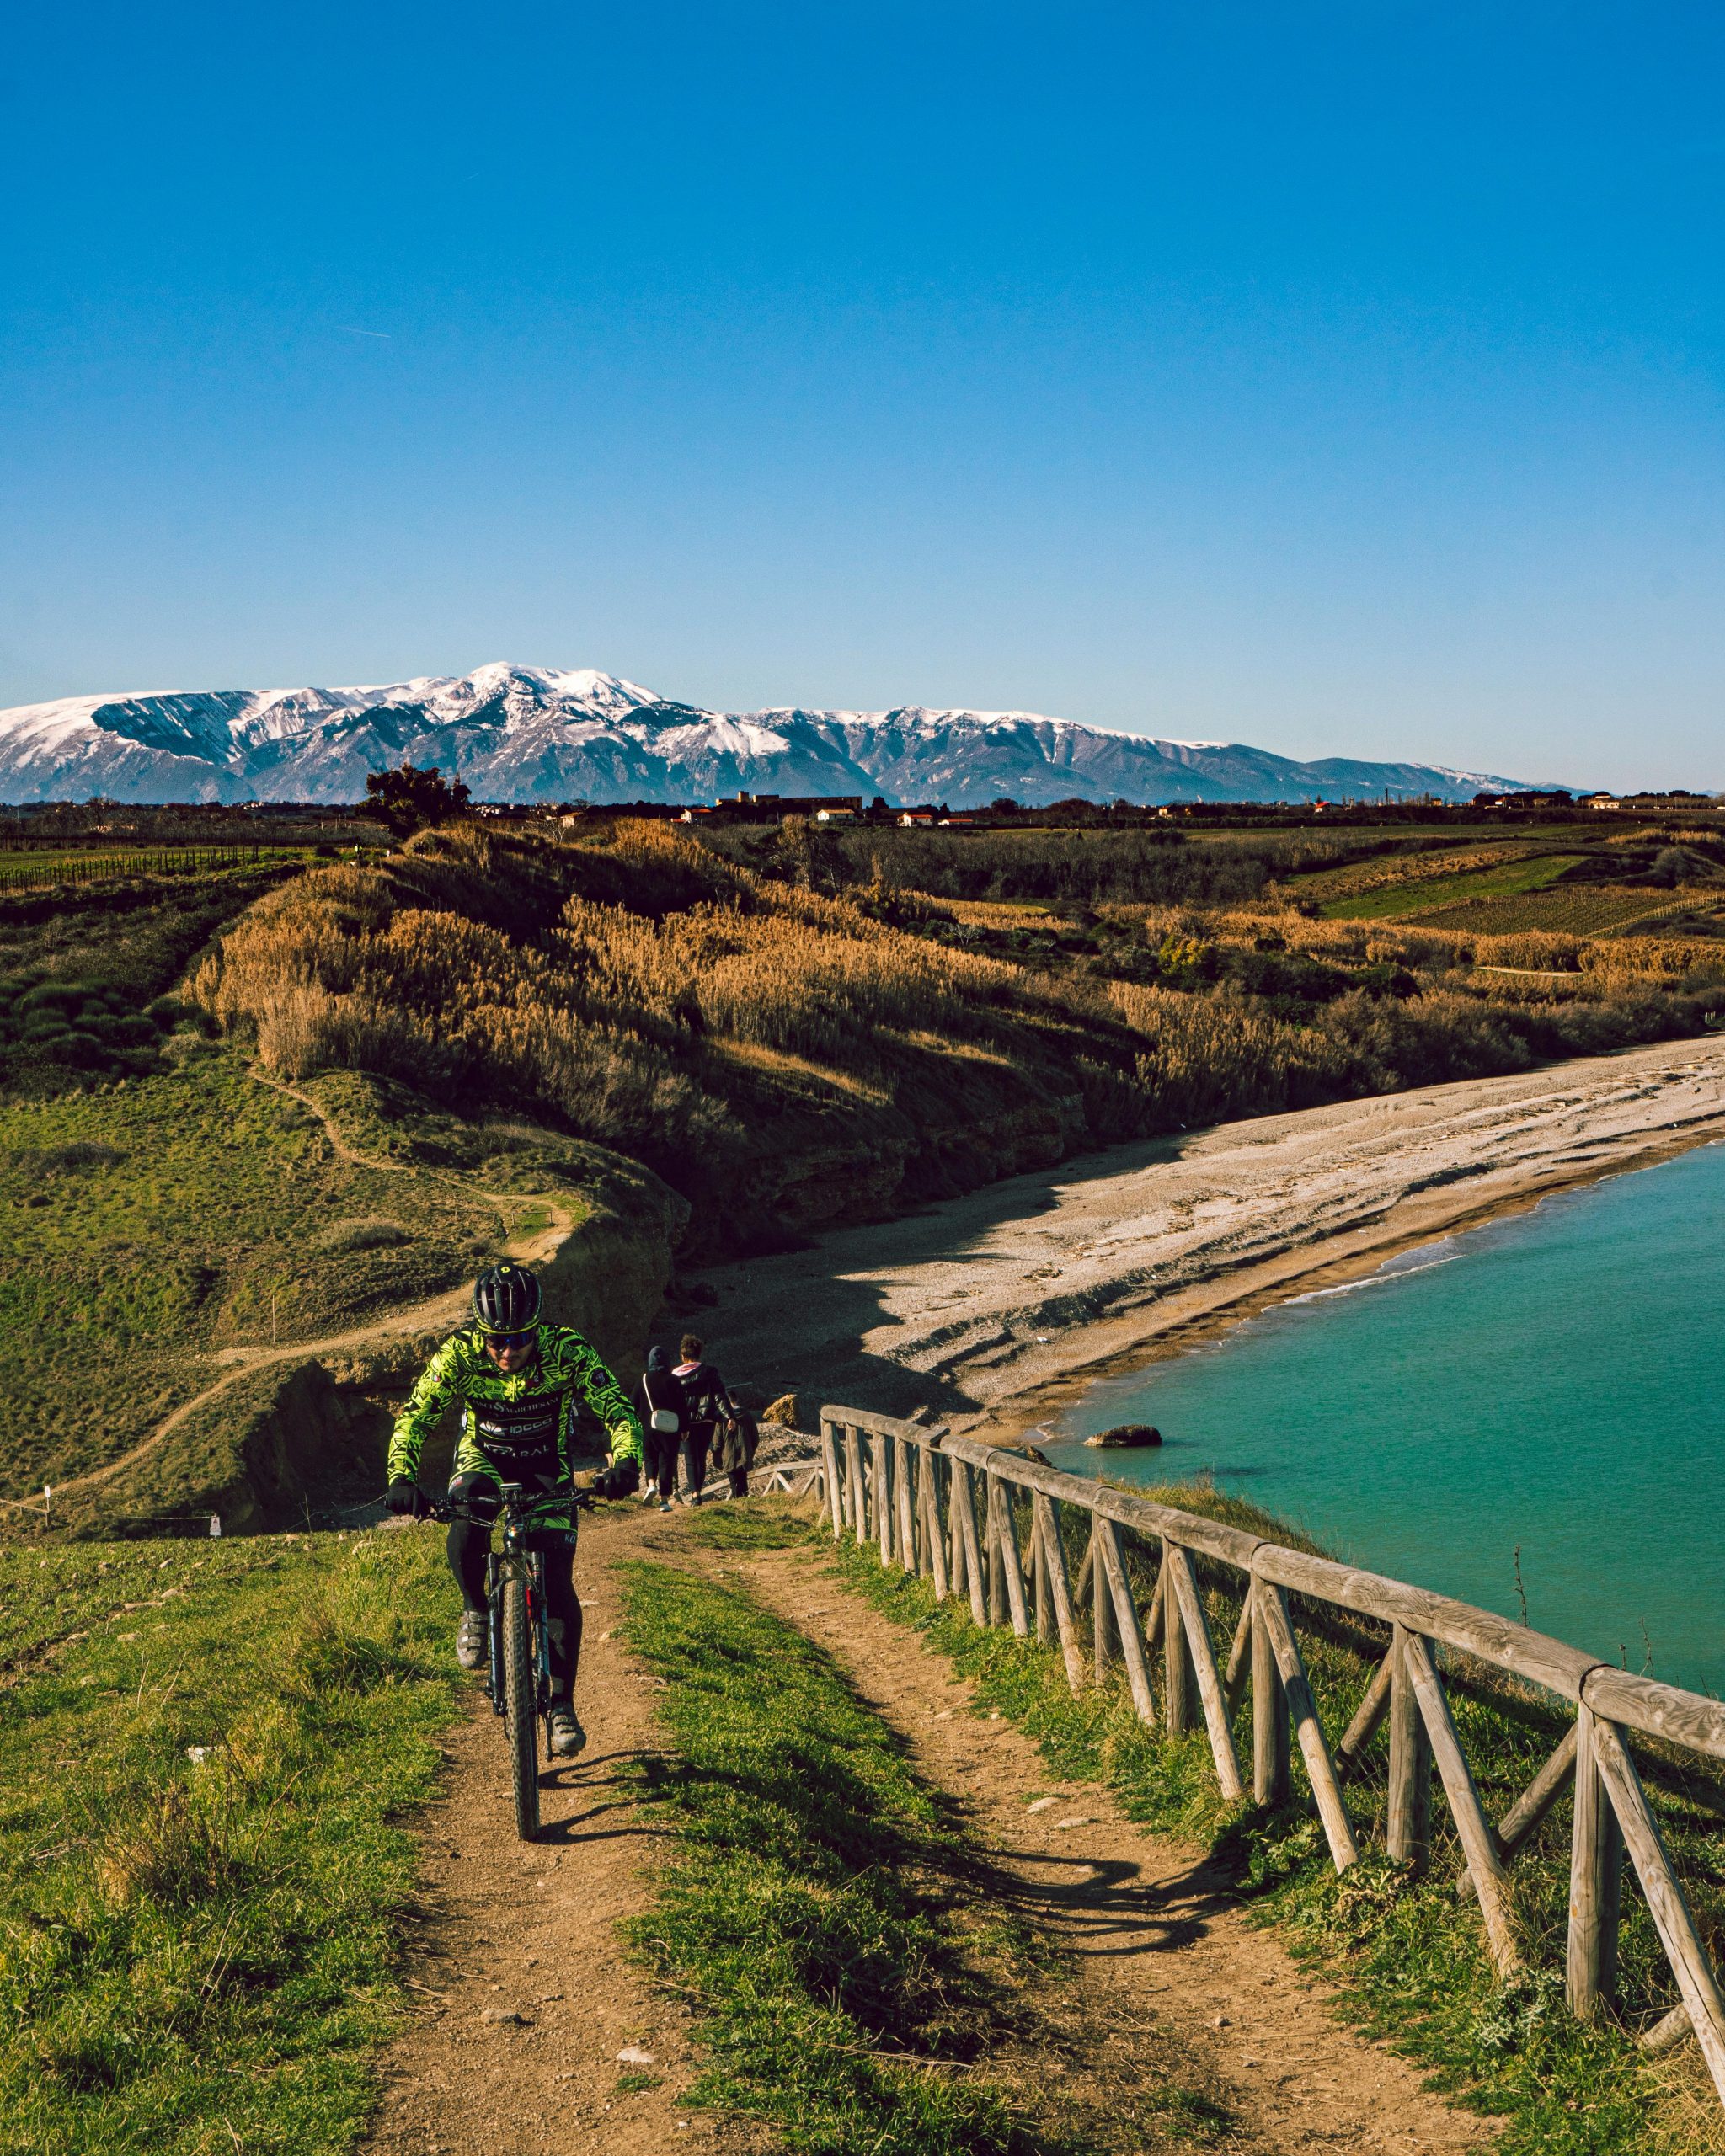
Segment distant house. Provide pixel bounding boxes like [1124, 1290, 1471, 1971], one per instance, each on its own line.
[898, 808, 937, 826]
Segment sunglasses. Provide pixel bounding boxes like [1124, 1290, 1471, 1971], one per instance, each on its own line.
[483, 1330, 537, 1353]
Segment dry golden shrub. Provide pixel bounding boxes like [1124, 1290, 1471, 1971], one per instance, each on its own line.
[184, 817, 1725, 1241]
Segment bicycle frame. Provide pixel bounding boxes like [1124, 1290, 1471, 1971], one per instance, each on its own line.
[429, 1482, 588, 1727]
[418, 1479, 593, 1841]
[484, 1536, 550, 1728]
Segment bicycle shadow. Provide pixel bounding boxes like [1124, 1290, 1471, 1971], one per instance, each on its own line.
[531, 1744, 672, 1845]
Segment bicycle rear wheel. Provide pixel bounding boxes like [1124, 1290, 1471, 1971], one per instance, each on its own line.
[500, 1573, 541, 1840]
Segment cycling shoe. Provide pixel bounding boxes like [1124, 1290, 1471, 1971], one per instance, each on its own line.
[455, 1610, 488, 1672]
[547, 1703, 586, 1758]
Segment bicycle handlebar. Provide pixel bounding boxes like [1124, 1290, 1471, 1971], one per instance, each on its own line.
[418, 1486, 597, 1527]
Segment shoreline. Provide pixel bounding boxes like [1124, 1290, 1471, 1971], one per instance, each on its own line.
[697, 1032, 1725, 1441]
[979, 1113, 1725, 1450]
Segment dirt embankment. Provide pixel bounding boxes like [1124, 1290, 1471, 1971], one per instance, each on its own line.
[679, 1032, 1725, 1429]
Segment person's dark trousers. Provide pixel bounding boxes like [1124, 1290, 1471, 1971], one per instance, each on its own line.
[445, 1469, 582, 1694]
[729, 1465, 749, 1498]
[644, 1430, 679, 1499]
[681, 1423, 713, 1502]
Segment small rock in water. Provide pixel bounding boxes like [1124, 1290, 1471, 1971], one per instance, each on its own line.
[1085, 1423, 1162, 1449]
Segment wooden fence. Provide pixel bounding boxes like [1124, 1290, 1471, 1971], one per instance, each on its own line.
[814, 1405, 1725, 2109]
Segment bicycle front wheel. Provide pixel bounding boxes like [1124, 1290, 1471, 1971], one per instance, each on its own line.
[500, 1573, 541, 1841]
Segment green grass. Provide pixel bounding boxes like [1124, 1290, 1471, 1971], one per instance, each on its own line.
[0, 1523, 465, 2155]
[615, 1544, 1233, 2153]
[769, 1498, 1723, 2156]
[0, 847, 308, 894]
[1323, 853, 1589, 920]
[0, 1054, 495, 1496]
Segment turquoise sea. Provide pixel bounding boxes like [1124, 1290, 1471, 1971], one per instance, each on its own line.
[1046, 1139, 1725, 1694]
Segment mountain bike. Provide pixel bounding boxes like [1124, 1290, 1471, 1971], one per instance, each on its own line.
[427, 1484, 591, 1840]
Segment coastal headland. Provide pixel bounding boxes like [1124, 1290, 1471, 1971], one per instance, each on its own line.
[696, 1031, 1725, 1435]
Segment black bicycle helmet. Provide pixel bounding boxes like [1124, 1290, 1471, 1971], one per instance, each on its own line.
[473, 1262, 542, 1335]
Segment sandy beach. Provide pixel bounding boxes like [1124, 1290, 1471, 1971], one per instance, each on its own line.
[693, 1032, 1725, 1437]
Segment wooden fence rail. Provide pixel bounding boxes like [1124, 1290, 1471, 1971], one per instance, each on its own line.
[814, 1405, 1725, 2112]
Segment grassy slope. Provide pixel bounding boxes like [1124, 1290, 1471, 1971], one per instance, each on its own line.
[786, 1495, 1723, 2156]
[0, 1053, 493, 1496]
[617, 1517, 1231, 2153]
[0, 1526, 466, 2156]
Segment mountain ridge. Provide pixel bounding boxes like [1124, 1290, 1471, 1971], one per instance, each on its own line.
[0, 663, 1542, 808]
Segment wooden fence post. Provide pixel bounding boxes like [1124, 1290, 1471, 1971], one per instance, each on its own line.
[1387, 1625, 1432, 1866]
[1335, 1648, 1395, 1786]
[1590, 1713, 1725, 2105]
[895, 1437, 917, 1575]
[921, 1454, 950, 1600]
[873, 1433, 892, 1566]
[1402, 1630, 1520, 1975]
[953, 1460, 986, 1625]
[1251, 1582, 1290, 1806]
[820, 1421, 843, 1541]
[1567, 1703, 1623, 2020]
[845, 1427, 867, 1548]
[1254, 1581, 1359, 1871]
[1033, 1492, 1087, 1695]
[1095, 1519, 1156, 1723]
[1163, 1549, 1197, 1738]
[1223, 1595, 1252, 1723]
[989, 1476, 1030, 1638]
[1165, 1546, 1244, 1800]
[1091, 1521, 1114, 1680]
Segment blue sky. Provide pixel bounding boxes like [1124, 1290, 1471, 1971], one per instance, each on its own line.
[1, 2, 1720, 788]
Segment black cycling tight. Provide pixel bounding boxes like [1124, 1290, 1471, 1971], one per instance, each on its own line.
[445, 1471, 583, 1696]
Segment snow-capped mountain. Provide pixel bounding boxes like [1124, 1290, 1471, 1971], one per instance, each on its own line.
[0, 663, 1538, 808]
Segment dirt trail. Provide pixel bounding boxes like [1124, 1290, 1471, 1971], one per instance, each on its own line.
[44, 1071, 579, 1508]
[739, 1537, 1492, 2155]
[366, 1507, 1493, 2154]
[364, 1508, 759, 2156]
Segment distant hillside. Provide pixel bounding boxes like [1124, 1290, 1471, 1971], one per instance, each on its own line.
[0, 662, 1539, 808]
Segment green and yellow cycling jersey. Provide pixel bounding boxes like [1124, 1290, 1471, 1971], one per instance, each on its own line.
[386, 1322, 644, 1488]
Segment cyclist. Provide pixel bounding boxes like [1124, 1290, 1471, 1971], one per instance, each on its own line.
[383, 1262, 642, 1758]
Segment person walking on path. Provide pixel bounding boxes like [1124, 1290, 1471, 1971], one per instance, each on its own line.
[672, 1334, 734, 1505]
[632, 1345, 686, 1513]
[384, 1262, 642, 1757]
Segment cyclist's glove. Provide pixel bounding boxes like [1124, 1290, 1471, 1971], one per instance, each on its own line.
[385, 1478, 427, 1517]
[596, 1460, 640, 1500]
